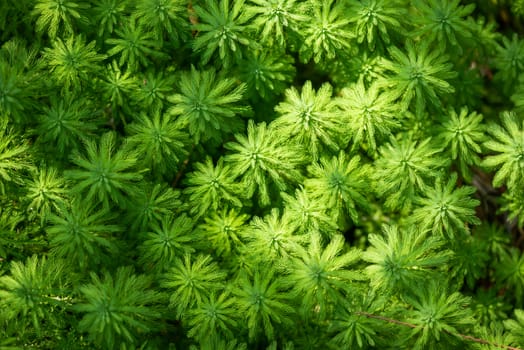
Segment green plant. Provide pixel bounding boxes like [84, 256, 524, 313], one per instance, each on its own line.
[4, 1, 524, 348]
[224, 120, 307, 206]
[42, 35, 105, 90]
[65, 131, 144, 209]
[168, 66, 250, 143]
[74, 266, 163, 349]
[161, 253, 226, 318]
[46, 199, 121, 270]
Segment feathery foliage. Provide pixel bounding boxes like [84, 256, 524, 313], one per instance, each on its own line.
[0, 256, 72, 337]
[242, 209, 303, 263]
[411, 0, 476, 54]
[273, 81, 343, 158]
[198, 208, 249, 258]
[237, 50, 295, 100]
[168, 67, 249, 143]
[284, 233, 362, 320]
[380, 40, 457, 114]
[32, 0, 89, 38]
[436, 107, 485, 180]
[373, 137, 448, 210]
[234, 267, 295, 340]
[363, 225, 451, 296]
[65, 132, 144, 209]
[46, 200, 120, 270]
[337, 81, 400, 154]
[505, 309, 524, 347]
[410, 173, 480, 239]
[0, 120, 33, 193]
[347, 0, 405, 52]
[126, 111, 188, 178]
[35, 91, 100, 155]
[125, 183, 181, 233]
[192, 0, 255, 68]
[3, 1, 524, 348]
[133, 0, 188, 45]
[162, 254, 226, 318]
[224, 120, 307, 206]
[298, 0, 353, 63]
[305, 152, 371, 225]
[186, 291, 239, 341]
[24, 166, 69, 224]
[105, 18, 166, 72]
[483, 111, 524, 189]
[183, 157, 244, 218]
[42, 35, 105, 90]
[138, 214, 196, 273]
[402, 282, 475, 349]
[246, 0, 305, 47]
[74, 266, 163, 349]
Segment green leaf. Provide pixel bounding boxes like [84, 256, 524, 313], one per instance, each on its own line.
[284, 232, 362, 320]
[493, 34, 524, 93]
[24, 166, 69, 225]
[126, 111, 188, 178]
[410, 173, 480, 239]
[494, 248, 524, 306]
[373, 136, 448, 211]
[273, 81, 343, 159]
[329, 291, 386, 349]
[380, 40, 457, 114]
[125, 182, 182, 233]
[305, 152, 371, 225]
[90, 0, 131, 38]
[138, 214, 196, 273]
[347, 0, 406, 52]
[234, 267, 295, 340]
[246, 0, 306, 46]
[74, 266, 163, 349]
[237, 49, 295, 100]
[297, 0, 354, 63]
[46, 199, 121, 270]
[337, 81, 400, 154]
[133, 0, 189, 45]
[436, 107, 485, 181]
[42, 35, 105, 90]
[0, 120, 34, 194]
[402, 281, 475, 350]
[35, 91, 101, 156]
[0, 256, 72, 336]
[105, 17, 167, 72]
[242, 208, 305, 263]
[482, 111, 524, 189]
[131, 69, 176, 115]
[186, 292, 239, 341]
[65, 131, 144, 209]
[183, 157, 244, 218]
[168, 67, 250, 143]
[505, 309, 524, 347]
[224, 120, 307, 206]
[411, 0, 475, 54]
[192, 0, 255, 68]
[281, 186, 338, 237]
[363, 225, 451, 296]
[32, 0, 89, 38]
[198, 207, 249, 258]
[162, 254, 226, 318]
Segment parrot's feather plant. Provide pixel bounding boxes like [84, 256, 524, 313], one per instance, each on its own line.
[4, 0, 524, 349]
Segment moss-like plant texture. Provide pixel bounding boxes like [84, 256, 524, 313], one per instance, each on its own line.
[4, 0, 524, 349]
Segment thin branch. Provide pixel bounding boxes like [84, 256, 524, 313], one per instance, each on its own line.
[356, 311, 521, 350]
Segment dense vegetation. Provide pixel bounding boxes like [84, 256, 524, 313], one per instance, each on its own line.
[3, 0, 524, 348]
